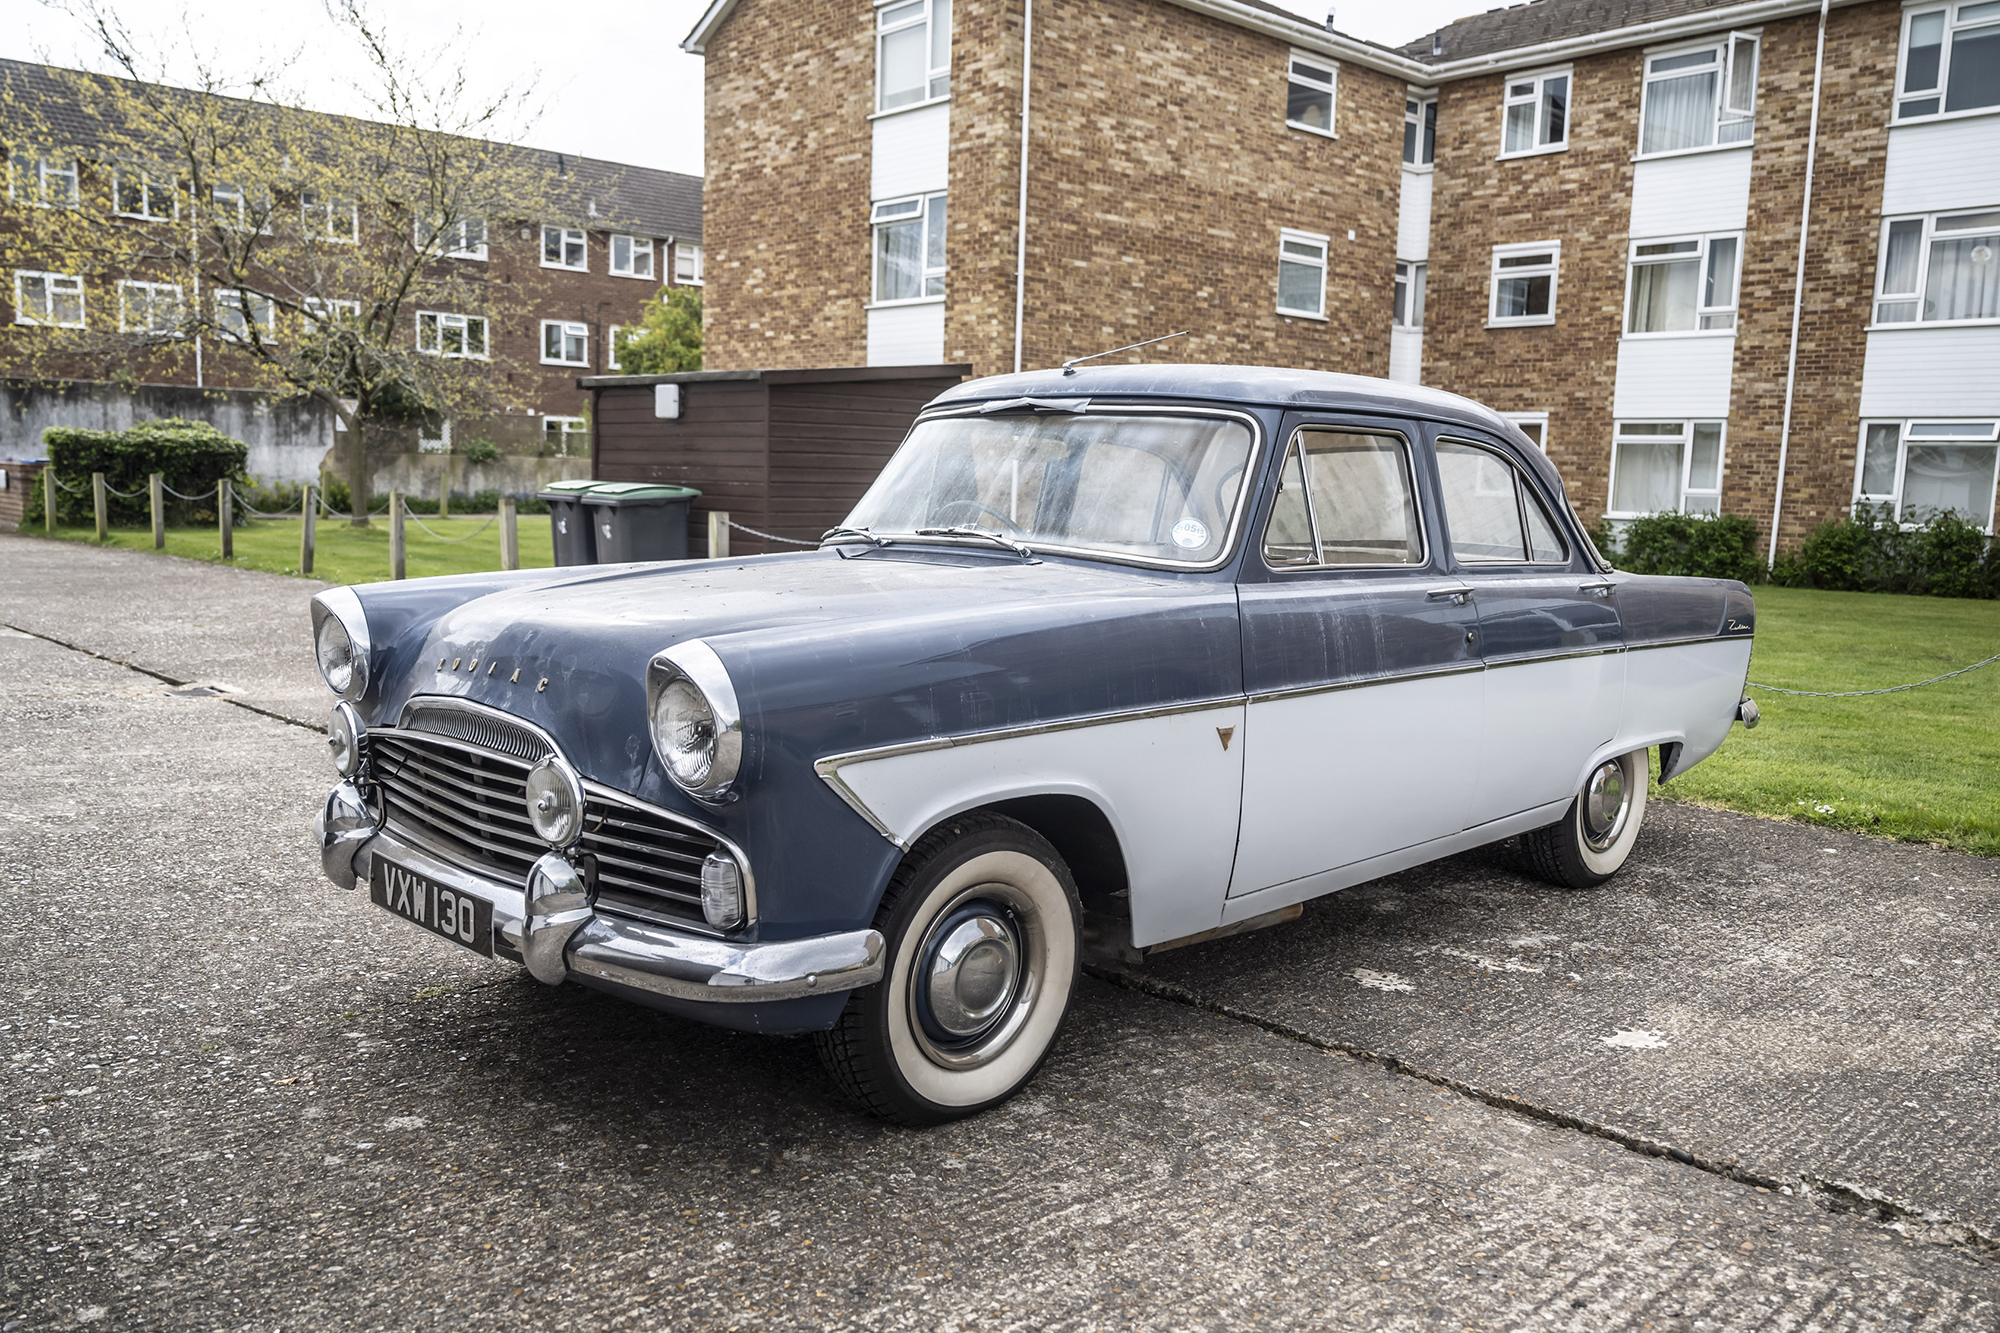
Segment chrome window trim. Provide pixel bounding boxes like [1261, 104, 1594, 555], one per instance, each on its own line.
[1260, 422, 1431, 573]
[829, 401, 1267, 574]
[1433, 434, 1574, 567]
[381, 695, 758, 935]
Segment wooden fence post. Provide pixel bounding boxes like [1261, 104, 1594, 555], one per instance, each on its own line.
[500, 497, 519, 571]
[708, 510, 730, 559]
[44, 465, 56, 533]
[92, 472, 108, 541]
[389, 491, 405, 580]
[150, 473, 165, 549]
[300, 485, 317, 576]
[217, 477, 233, 558]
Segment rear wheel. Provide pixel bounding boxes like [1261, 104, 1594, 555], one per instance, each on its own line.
[814, 813, 1081, 1125]
[1522, 749, 1648, 889]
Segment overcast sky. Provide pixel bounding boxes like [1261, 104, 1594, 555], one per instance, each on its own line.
[0, 0, 1478, 179]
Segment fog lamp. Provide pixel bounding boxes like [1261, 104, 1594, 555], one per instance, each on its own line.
[524, 756, 585, 847]
[327, 701, 367, 777]
[700, 851, 746, 930]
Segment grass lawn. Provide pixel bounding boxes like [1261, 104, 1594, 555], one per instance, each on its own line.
[25, 515, 555, 585]
[1664, 584, 2000, 856]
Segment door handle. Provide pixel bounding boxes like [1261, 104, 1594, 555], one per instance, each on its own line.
[1427, 587, 1474, 605]
[1578, 579, 1617, 596]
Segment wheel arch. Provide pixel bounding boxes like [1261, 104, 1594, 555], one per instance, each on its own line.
[899, 793, 1131, 920]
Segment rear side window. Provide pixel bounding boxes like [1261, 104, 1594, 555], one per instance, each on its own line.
[1262, 429, 1423, 568]
[1435, 438, 1570, 564]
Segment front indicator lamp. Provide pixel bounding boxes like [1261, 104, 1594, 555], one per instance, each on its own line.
[700, 851, 746, 930]
[327, 701, 367, 777]
[524, 756, 585, 847]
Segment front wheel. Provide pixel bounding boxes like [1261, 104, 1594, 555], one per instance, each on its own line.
[1521, 749, 1649, 889]
[814, 813, 1080, 1125]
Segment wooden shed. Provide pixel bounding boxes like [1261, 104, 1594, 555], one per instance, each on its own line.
[583, 365, 970, 556]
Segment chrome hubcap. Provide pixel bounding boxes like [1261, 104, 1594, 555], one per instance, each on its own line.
[908, 884, 1042, 1070]
[1582, 760, 1629, 851]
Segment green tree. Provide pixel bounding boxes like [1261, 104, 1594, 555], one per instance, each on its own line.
[613, 287, 701, 374]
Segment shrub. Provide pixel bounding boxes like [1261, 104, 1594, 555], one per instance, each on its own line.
[1775, 505, 1998, 598]
[32, 420, 249, 528]
[456, 437, 502, 465]
[1611, 511, 1763, 583]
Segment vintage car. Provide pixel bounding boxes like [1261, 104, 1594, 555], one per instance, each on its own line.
[311, 365, 1757, 1124]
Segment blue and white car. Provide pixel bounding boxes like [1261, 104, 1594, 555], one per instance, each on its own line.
[311, 365, 1757, 1124]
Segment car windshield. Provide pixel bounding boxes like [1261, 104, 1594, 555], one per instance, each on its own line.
[841, 411, 1256, 564]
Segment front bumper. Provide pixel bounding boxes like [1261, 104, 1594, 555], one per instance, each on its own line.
[319, 790, 885, 1005]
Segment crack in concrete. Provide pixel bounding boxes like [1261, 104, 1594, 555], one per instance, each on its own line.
[1085, 961, 2000, 1262]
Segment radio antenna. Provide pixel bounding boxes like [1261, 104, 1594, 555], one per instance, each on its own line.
[1059, 330, 1190, 376]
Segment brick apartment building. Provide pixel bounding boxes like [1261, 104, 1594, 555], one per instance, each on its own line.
[684, 0, 2000, 546]
[1, 58, 704, 458]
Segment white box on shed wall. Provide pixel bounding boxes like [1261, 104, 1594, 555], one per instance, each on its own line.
[871, 102, 950, 201]
[1612, 336, 1736, 418]
[1629, 147, 1752, 237]
[867, 302, 946, 367]
[1860, 326, 2000, 418]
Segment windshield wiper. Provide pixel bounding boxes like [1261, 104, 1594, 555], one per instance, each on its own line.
[914, 526, 1035, 558]
[822, 525, 893, 547]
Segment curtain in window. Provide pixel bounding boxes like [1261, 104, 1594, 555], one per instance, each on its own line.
[1924, 229, 2000, 321]
[1612, 439, 1682, 513]
[1900, 444, 1998, 524]
[1628, 260, 1699, 331]
[876, 219, 924, 300]
[1860, 423, 1900, 495]
[1642, 71, 1716, 153]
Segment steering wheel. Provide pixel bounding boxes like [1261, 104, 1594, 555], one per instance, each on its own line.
[1213, 464, 1245, 518]
[931, 499, 1017, 529]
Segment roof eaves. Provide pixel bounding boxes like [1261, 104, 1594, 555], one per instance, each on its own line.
[1159, 0, 1436, 82]
[683, 0, 738, 54]
[1415, 0, 1869, 77]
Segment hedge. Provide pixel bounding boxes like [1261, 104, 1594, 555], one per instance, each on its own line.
[1597, 511, 1763, 583]
[1771, 505, 1999, 598]
[29, 420, 249, 528]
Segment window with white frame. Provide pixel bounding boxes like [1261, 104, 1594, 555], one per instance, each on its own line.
[1639, 35, 1758, 155]
[419, 418, 452, 455]
[14, 270, 85, 326]
[416, 310, 489, 358]
[674, 242, 703, 285]
[302, 189, 358, 242]
[11, 152, 79, 208]
[1874, 209, 2000, 324]
[1287, 53, 1337, 136]
[1393, 261, 1427, 328]
[873, 194, 947, 302]
[118, 280, 182, 334]
[1896, 3, 2000, 120]
[216, 289, 276, 343]
[1626, 233, 1740, 333]
[114, 168, 174, 220]
[541, 319, 590, 366]
[1609, 420, 1725, 516]
[606, 325, 626, 371]
[1503, 411, 1550, 451]
[1277, 229, 1329, 318]
[542, 225, 587, 271]
[210, 181, 258, 229]
[1856, 420, 2000, 529]
[303, 297, 362, 329]
[877, 0, 951, 112]
[1489, 242, 1559, 325]
[544, 416, 589, 457]
[1500, 68, 1570, 155]
[610, 235, 654, 278]
[418, 216, 487, 260]
[1404, 92, 1437, 165]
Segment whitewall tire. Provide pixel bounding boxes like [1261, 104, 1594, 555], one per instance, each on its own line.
[1522, 748, 1649, 889]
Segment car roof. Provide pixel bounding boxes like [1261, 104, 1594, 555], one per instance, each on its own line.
[928, 363, 1567, 493]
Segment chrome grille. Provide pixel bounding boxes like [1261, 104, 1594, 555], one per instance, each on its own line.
[370, 729, 723, 928]
[401, 699, 553, 763]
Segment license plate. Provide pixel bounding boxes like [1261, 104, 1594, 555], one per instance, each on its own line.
[369, 858, 495, 958]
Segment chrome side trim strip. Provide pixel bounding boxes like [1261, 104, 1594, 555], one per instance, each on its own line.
[1479, 645, 1624, 670]
[1626, 632, 1754, 651]
[1244, 660, 1485, 705]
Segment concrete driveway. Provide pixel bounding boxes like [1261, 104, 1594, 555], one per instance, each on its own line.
[2, 533, 1995, 1330]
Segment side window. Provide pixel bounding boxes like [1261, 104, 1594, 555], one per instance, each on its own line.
[1436, 439, 1569, 565]
[1261, 430, 1422, 568]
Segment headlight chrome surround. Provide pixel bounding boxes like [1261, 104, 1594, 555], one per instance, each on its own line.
[310, 587, 371, 702]
[645, 639, 744, 802]
[327, 701, 368, 778]
[524, 756, 587, 847]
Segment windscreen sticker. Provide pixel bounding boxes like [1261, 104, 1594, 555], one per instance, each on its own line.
[1170, 518, 1210, 549]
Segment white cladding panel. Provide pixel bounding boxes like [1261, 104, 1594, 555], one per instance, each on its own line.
[828, 705, 1246, 948]
[1629, 147, 1752, 237]
[1882, 118, 2000, 215]
[1396, 167, 1433, 261]
[1389, 327, 1424, 383]
[1613, 336, 1737, 418]
[866, 302, 946, 367]
[871, 102, 951, 200]
[1860, 326, 2000, 417]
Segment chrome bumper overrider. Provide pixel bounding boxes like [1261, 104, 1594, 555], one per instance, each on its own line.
[318, 789, 884, 1004]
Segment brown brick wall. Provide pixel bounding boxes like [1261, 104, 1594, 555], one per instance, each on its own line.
[1421, 53, 1640, 521]
[700, 0, 874, 371]
[1728, 1, 1899, 548]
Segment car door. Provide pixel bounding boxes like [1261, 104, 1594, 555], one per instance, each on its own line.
[1229, 416, 1483, 900]
[1430, 431, 1624, 827]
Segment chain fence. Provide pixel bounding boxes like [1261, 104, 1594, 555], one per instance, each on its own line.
[405, 510, 497, 543]
[1746, 650, 2000, 698]
[727, 519, 819, 547]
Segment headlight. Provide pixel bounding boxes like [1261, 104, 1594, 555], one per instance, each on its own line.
[524, 756, 585, 847]
[327, 702, 367, 777]
[310, 587, 371, 701]
[700, 851, 746, 929]
[646, 640, 743, 801]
